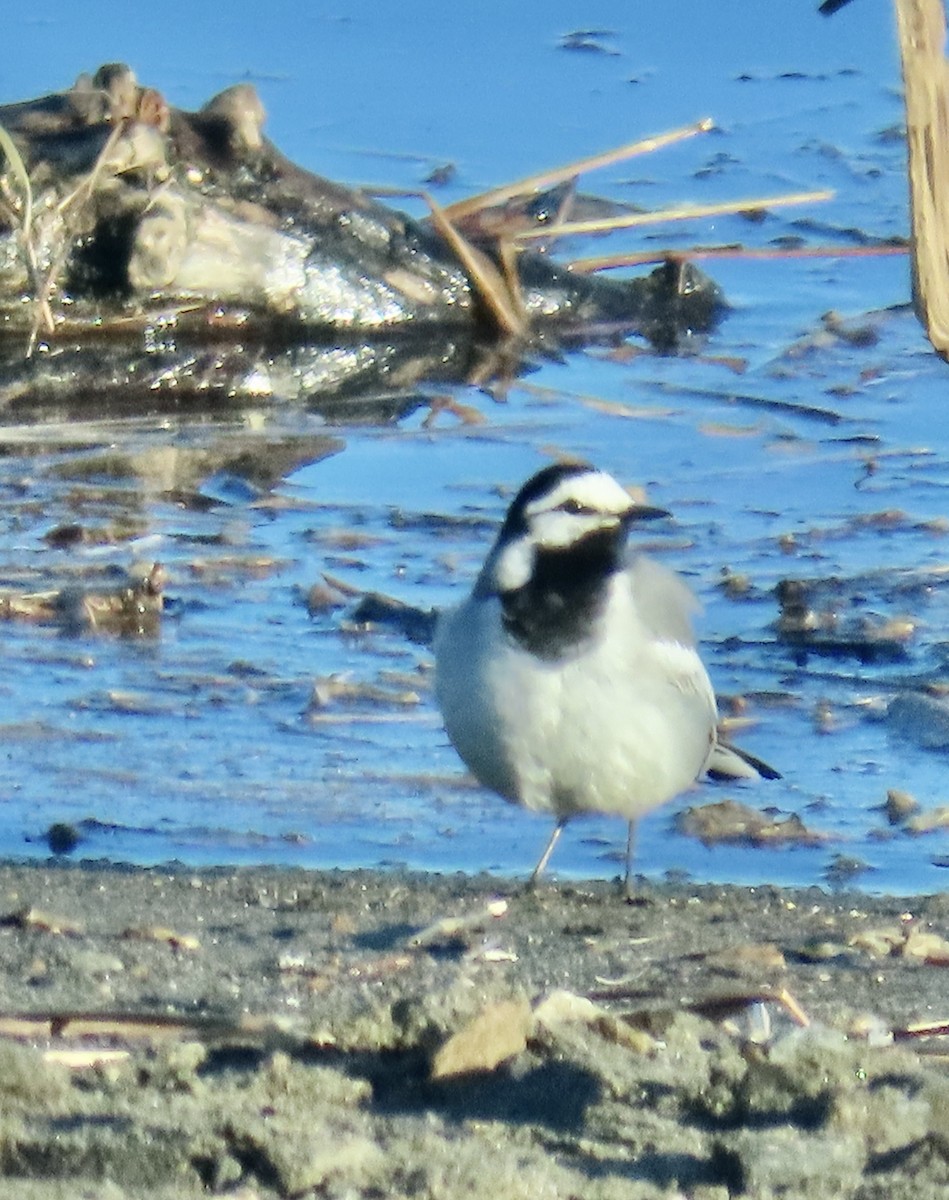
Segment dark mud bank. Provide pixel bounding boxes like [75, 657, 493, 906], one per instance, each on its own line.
[0, 64, 724, 410]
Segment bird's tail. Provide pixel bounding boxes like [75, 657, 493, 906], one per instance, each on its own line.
[706, 740, 781, 782]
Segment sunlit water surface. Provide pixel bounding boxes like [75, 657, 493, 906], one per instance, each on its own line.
[3, 1, 948, 894]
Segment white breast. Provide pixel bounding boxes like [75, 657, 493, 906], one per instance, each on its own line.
[434, 557, 718, 823]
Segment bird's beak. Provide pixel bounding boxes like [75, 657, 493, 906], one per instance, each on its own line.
[622, 503, 670, 526]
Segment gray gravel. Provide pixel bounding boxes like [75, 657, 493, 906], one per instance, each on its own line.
[0, 862, 948, 1198]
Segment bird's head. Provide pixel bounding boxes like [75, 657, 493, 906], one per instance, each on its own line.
[478, 462, 667, 597]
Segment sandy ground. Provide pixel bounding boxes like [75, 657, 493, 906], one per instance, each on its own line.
[0, 863, 948, 1198]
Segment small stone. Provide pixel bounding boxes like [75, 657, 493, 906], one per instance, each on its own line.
[532, 988, 658, 1054]
[703, 942, 787, 977]
[592, 1014, 659, 1055]
[823, 853, 871, 886]
[533, 989, 601, 1029]
[797, 939, 849, 963]
[251, 1125, 384, 1196]
[676, 799, 826, 847]
[850, 927, 904, 957]
[24, 956, 47, 984]
[1, 906, 84, 936]
[305, 581, 345, 615]
[122, 925, 200, 951]
[833, 1084, 931, 1157]
[46, 822, 81, 854]
[901, 928, 949, 964]
[430, 998, 531, 1080]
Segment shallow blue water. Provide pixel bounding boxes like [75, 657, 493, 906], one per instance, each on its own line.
[3, 2, 949, 894]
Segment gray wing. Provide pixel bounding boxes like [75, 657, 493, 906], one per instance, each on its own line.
[625, 553, 701, 647]
[626, 554, 782, 783]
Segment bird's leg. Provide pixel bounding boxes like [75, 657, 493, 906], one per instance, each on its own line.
[527, 817, 567, 888]
[623, 820, 638, 901]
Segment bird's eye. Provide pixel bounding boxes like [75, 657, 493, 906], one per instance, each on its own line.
[559, 498, 593, 516]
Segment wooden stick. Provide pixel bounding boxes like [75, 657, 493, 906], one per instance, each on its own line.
[513, 188, 834, 244]
[440, 118, 714, 223]
[894, 0, 949, 358]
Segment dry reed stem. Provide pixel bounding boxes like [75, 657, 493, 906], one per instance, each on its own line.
[568, 243, 908, 274]
[0, 123, 33, 252]
[54, 120, 128, 217]
[366, 185, 528, 336]
[498, 239, 527, 322]
[513, 188, 834, 245]
[0, 121, 45, 332]
[775, 987, 811, 1029]
[895, 0, 949, 358]
[423, 192, 527, 337]
[26, 120, 132, 357]
[441, 118, 715, 223]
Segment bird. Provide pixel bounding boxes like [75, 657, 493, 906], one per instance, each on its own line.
[434, 460, 778, 897]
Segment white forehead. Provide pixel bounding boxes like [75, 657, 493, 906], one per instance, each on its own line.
[524, 469, 634, 519]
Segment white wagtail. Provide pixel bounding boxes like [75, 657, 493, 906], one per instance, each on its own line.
[434, 461, 777, 896]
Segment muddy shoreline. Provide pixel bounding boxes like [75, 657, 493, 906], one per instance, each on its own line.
[0, 862, 947, 1197]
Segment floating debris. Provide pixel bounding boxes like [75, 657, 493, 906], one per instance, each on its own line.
[884, 788, 920, 825]
[44, 823, 81, 855]
[676, 798, 827, 847]
[346, 590, 438, 646]
[775, 577, 916, 663]
[0, 562, 164, 637]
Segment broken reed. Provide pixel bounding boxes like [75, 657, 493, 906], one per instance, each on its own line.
[568, 243, 908, 274]
[440, 117, 715, 224]
[513, 189, 835, 246]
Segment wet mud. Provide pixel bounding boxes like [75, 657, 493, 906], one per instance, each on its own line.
[0, 863, 949, 1198]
